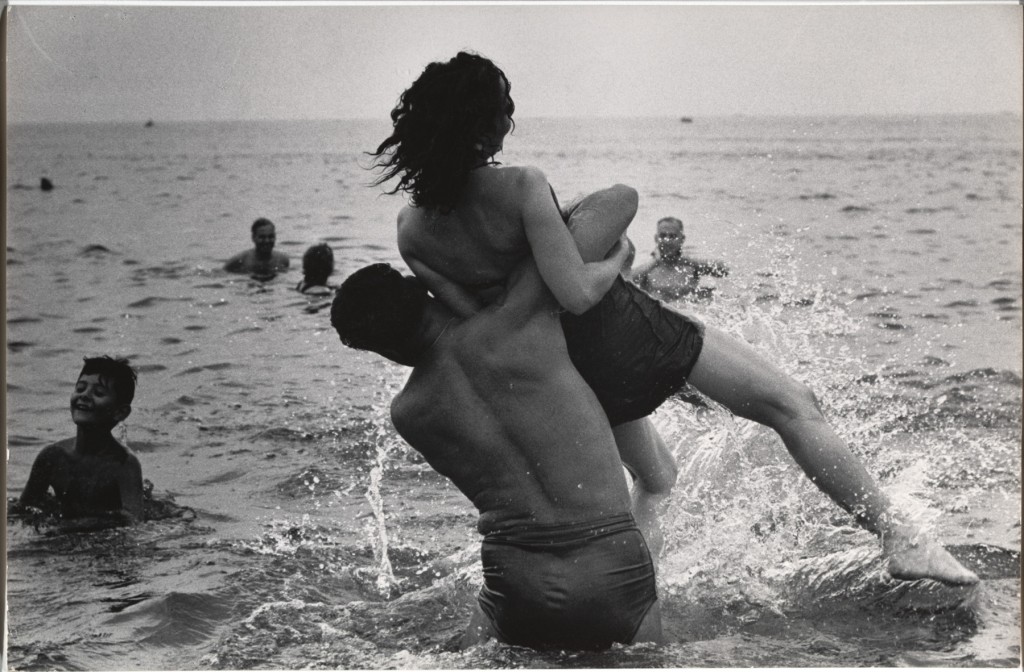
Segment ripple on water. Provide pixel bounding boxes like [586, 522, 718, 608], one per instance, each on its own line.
[127, 296, 194, 308]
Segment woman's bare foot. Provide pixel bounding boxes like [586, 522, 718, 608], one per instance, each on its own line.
[883, 526, 980, 585]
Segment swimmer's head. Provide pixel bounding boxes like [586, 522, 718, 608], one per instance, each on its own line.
[251, 218, 276, 257]
[655, 217, 685, 258]
[369, 51, 515, 212]
[332, 263, 430, 366]
[72, 356, 138, 428]
[302, 244, 335, 286]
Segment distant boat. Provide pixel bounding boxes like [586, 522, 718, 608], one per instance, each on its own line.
[144, 119, 155, 128]
[679, 117, 693, 123]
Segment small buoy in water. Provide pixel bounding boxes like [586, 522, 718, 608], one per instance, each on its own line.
[40, 178, 54, 191]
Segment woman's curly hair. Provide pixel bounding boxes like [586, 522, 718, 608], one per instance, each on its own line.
[368, 52, 515, 212]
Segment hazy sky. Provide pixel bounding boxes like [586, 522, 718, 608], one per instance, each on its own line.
[6, 2, 1023, 123]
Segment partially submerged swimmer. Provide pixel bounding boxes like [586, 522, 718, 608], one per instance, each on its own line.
[630, 216, 729, 301]
[296, 243, 335, 295]
[15, 356, 144, 528]
[224, 217, 290, 280]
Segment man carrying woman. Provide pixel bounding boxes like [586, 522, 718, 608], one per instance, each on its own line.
[355, 50, 978, 650]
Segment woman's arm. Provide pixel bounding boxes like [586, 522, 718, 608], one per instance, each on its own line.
[518, 167, 628, 315]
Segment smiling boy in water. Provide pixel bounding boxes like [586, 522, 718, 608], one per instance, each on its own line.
[15, 356, 144, 526]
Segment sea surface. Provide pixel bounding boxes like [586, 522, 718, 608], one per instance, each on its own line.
[5, 115, 1022, 669]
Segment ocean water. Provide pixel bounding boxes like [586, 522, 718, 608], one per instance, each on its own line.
[5, 115, 1021, 669]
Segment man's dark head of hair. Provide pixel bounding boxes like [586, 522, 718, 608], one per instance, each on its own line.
[79, 355, 138, 405]
[331, 263, 430, 366]
[251, 217, 275, 235]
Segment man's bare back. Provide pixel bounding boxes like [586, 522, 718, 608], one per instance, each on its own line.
[333, 261, 663, 650]
[390, 260, 631, 532]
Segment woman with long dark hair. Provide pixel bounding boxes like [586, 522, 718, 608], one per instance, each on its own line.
[370, 51, 630, 317]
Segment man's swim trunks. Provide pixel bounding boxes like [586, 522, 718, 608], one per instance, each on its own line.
[562, 275, 705, 426]
[477, 512, 657, 651]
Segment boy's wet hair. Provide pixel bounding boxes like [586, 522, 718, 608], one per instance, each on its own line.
[302, 244, 335, 284]
[331, 263, 428, 362]
[368, 51, 514, 212]
[79, 356, 138, 405]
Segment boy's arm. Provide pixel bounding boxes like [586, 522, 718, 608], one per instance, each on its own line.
[118, 454, 145, 523]
[19, 446, 57, 506]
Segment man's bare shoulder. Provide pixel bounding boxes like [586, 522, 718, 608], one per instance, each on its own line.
[389, 378, 432, 443]
[224, 250, 254, 270]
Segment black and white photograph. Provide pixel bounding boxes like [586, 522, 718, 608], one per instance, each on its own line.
[4, 2, 1021, 668]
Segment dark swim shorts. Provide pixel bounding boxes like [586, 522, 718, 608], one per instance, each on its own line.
[477, 513, 657, 651]
[561, 275, 705, 426]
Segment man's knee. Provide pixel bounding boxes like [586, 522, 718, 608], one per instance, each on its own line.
[573, 184, 638, 221]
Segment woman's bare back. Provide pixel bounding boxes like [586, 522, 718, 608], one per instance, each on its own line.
[397, 166, 533, 289]
[398, 164, 627, 317]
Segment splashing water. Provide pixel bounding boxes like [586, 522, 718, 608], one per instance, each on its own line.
[360, 373, 407, 597]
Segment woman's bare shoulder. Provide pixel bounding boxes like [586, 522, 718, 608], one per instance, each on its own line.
[489, 164, 545, 183]
[474, 165, 548, 207]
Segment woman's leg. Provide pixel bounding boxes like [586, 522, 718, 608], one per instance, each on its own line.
[613, 418, 678, 562]
[687, 325, 978, 585]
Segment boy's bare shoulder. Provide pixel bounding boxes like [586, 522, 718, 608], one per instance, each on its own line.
[40, 438, 76, 455]
[30, 439, 76, 468]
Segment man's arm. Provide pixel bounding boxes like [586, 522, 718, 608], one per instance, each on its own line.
[224, 251, 248, 272]
[689, 257, 729, 278]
